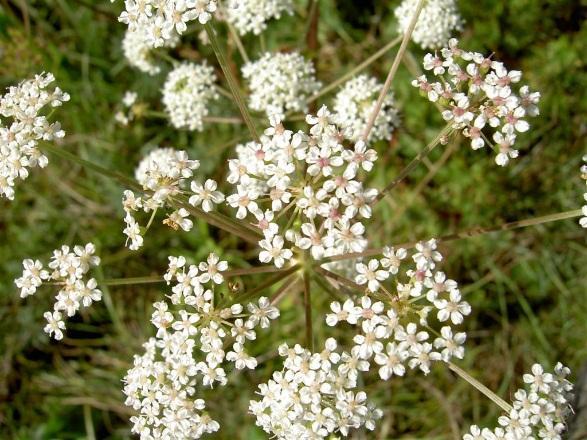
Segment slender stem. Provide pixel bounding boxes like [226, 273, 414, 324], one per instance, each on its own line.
[226, 21, 250, 63]
[224, 266, 292, 277]
[102, 276, 163, 286]
[41, 143, 140, 190]
[308, 35, 403, 104]
[83, 405, 97, 440]
[314, 266, 365, 293]
[94, 266, 127, 338]
[203, 116, 243, 124]
[361, 0, 426, 141]
[303, 270, 314, 351]
[225, 264, 301, 306]
[205, 23, 260, 142]
[271, 275, 300, 305]
[448, 362, 512, 413]
[316, 208, 583, 264]
[374, 124, 453, 204]
[304, 0, 319, 53]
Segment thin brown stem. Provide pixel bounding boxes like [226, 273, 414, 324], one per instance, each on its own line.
[308, 35, 403, 104]
[316, 208, 583, 264]
[361, 0, 426, 141]
[303, 270, 314, 351]
[374, 124, 453, 204]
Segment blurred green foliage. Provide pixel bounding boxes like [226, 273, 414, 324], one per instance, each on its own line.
[0, 0, 586, 438]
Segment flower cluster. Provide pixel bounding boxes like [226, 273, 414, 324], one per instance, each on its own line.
[15, 243, 101, 340]
[333, 74, 400, 143]
[123, 253, 280, 438]
[123, 147, 224, 250]
[162, 62, 219, 131]
[227, 106, 379, 268]
[395, 0, 463, 50]
[327, 239, 470, 378]
[413, 39, 541, 166]
[464, 363, 574, 440]
[249, 340, 382, 438]
[580, 154, 587, 228]
[225, 0, 294, 36]
[122, 27, 178, 75]
[115, 91, 139, 126]
[242, 51, 321, 118]
[118, 0, 217, 48]
[0, 72, 70, 200]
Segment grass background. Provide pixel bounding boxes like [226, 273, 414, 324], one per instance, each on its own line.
[0, 0, 586, 438]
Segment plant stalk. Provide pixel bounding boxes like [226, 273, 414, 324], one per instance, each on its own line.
[205, 23, 259, 142]
[361, 0, 426, 141]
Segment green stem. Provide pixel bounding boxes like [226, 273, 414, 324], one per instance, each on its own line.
[205, 23, 259, 142]
[374, 124, 453, 204]
[361, 0, 426, 141]
[226, 21, 250, 63]
[83, 405, 96, 440]
[227, 264, 300, 306]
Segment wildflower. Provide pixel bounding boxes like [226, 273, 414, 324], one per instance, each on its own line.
[334, 75, 400, 142]
[249, 341, 381, 438]
[15, 243, 102, 340]
[225, 0, 294, 36]
[124, 254, 279, 438]
[162, 62, 219, 131]
[123, 147, 221, 249]
[0, 73, 69, 200]
[413, 39, 541, 165]
[122, 27, 178, 75]
[395, 0, 463, 49]
[227, 107, 377, 269]
[189, 179, 225, 212]
[242, 52, 321, 118]
[463, 363, 574, 439]
[118, 0, 217, 48]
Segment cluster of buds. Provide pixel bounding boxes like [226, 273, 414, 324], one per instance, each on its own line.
[227, 106, 379, 268]
[326, 239, 470, 378]
[15, 243, 102, 340]
[413, 39, 540, 166]
[0, 72, 70, 200]
[123, 253, 280, 439]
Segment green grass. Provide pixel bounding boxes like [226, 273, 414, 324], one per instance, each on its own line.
[0, 0, 586, 438]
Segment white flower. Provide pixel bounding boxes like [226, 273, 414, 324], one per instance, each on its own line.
[189, 179, 225, 212]
[258, 235, 293, 268]
[434, 289, 471, 324]
[0, 73, 69, 200]
[43, 311, 66, 340]
[198, 253, 228, 284]
[395, 0, 463, 49]
[165, 208, 194, 231]
[433, 326, 466, 361]
[226, 0, 294, 36]
[162, 62, 219, 131]
[118, 0, 217, 48]
[242, 52, 321, 118]
[333, 75, 399, 142]
[355, 259, 389, 292]
[374, 342, 409, 380]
